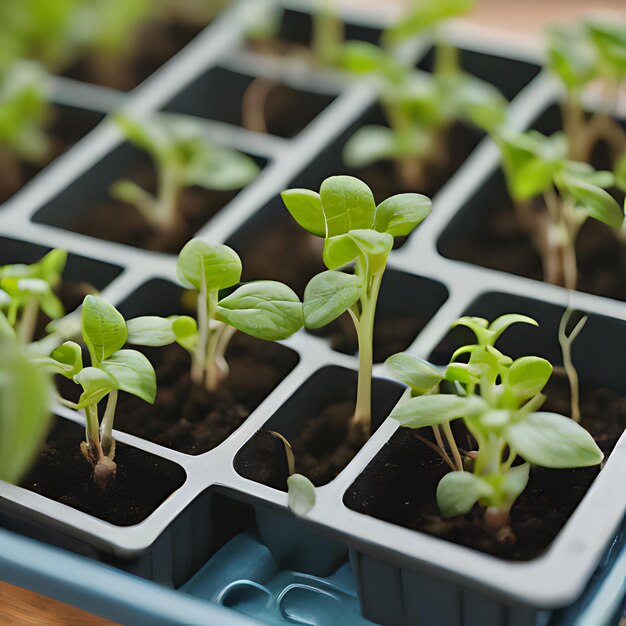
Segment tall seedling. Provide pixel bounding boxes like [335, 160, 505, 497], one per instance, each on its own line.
[282, 175, 431, 435]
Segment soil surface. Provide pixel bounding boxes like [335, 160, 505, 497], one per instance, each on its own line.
[62, 20, 206, 91]
[451, 197, 626, 301]
[20, 417, 186, 526]
[343, 375, 626, 561]
[243, 80, 333, 138]
[0, 106, 101, 204]
[236, 376, 395, 488]
[69, 166, 238, 254]
[115, 335, 299, 455]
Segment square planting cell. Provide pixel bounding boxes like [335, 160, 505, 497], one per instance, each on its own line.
[116, 279, 299, 455]
[162, 65, 336, 138]
[235, 365, 404, 489]
[438, 104, 626, 301]
[33, 140, 267, 254]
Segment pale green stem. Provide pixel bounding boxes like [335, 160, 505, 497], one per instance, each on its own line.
[351, 270, 384, 435]
[204, 291, 221, 392]
[434, 39, 459, 76]
[558, 309, 588, 423]
[100, 390, 118, 458]
[155, 161, 182, 228]
[215, 323, 237, 375]
[442, 420, 463, 471]
[85, 404, 101, 452]
[312, 0, 342, 67]
[17, 295, 39, 344]
[192, 279, 209, 386]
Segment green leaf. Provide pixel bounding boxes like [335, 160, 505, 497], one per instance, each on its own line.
[74, 366, 118, 409]
[322, 233, 361, 269]
[319, 176, 376, 237]
[39, 289, 64, 320]
[500, 462, 530, 507]
[374, 193, 431, 237]
[303, 270, 363, 329]
[340, 41, 388, 74]
[176, 239, 242, 292]
[342, 126, 399, 170]
[385, 353, 443, 394]
[496, 130, 567, 201]
[452, 74, 507, 132]
[506, 356, 552, 398]
[437, 471, 493, 518]
[126, 316, 176, 346]
[546, 26, 596, 90]
[287, 474, 317, 516]
[281, 189, 325, 237]
[172, 315, 198, 353]
[184, 143, 259, 191]
[445, 362, 479, 385]
[115, 114, 169, 160]
[505, 412, 604, 468]
[556, 172, 624, 229]
[217, 281, 303, 341]
[562, 161, 615, 189]
[100, 349, 156, 404]
[0, 337, 52, 484]
[614, 153, 626, 193]
[81, 295, 127, 365]
[488, 314, 537, 344]
[390, 394, 485, 429]
[49, 341, 83, 378]
[385, 0, 474, 44]
[35, 249, 67, 286]
[586, 18, 626, 78]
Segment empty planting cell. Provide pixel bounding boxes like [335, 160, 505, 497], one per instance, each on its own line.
[20, 416, 186, 526]
[235, 365, 404, 488]
[0, 104, 103, 205]
[345, 292, 626, 561]
[33, 140, 267, 254]
[115, 279, 299, 455]
[438, 104, 626, 301]
[162, 65, 336, 138]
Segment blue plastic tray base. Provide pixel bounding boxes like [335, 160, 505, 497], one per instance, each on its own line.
[0, 522, 624, 626]
[182, 530, 372, 625]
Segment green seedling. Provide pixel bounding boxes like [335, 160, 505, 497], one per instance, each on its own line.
[0, 249, 67, 345]
[267, 430, 317, 516]
[547, 17, 626, 163]
[282, 175, 431, 436]
[340, 0, 506, 189]
[47, 295, 160, 487]
[387, 314, 603, 534]
[0, 334, 53, 484]
[157, 238, 305, 391]
[110, 115, 260, 230]
[496, 128, 624, 291]
[0, 60, 51, 169]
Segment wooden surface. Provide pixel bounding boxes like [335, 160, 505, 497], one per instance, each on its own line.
[0, 582, 116, 625]
[3, 1, 623, 624]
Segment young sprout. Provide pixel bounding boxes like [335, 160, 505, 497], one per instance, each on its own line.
[387, 315, 603, 534]
[547, 17, 626, 162]
[47, 295, 159, 487]
[0, 333, 53, 484]
[145, 238, 305, 392]
[110, 114, 260, 230]
[282, 175, 431, 436]
[312, 0, 343, 67]
[0, 249, 67, 345]
[0, 61, 51, 170]
[340, 3, 506, 189]
[496, 129, 624, 290]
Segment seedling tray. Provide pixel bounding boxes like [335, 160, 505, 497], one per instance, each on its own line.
[0, 1, 624, 624]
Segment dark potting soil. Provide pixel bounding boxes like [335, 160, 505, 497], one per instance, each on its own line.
[243, 80, 332, 139]
[451, 198, 626, 301]
[68, 166, 238, 254]
[115, 335, 299, 455]
[0, 105, 101, 205]
[343, 375, 626, 561]
[236, 384, 369, 489]
[20, 417, 186, 526]
[62, 21, 206, 91]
